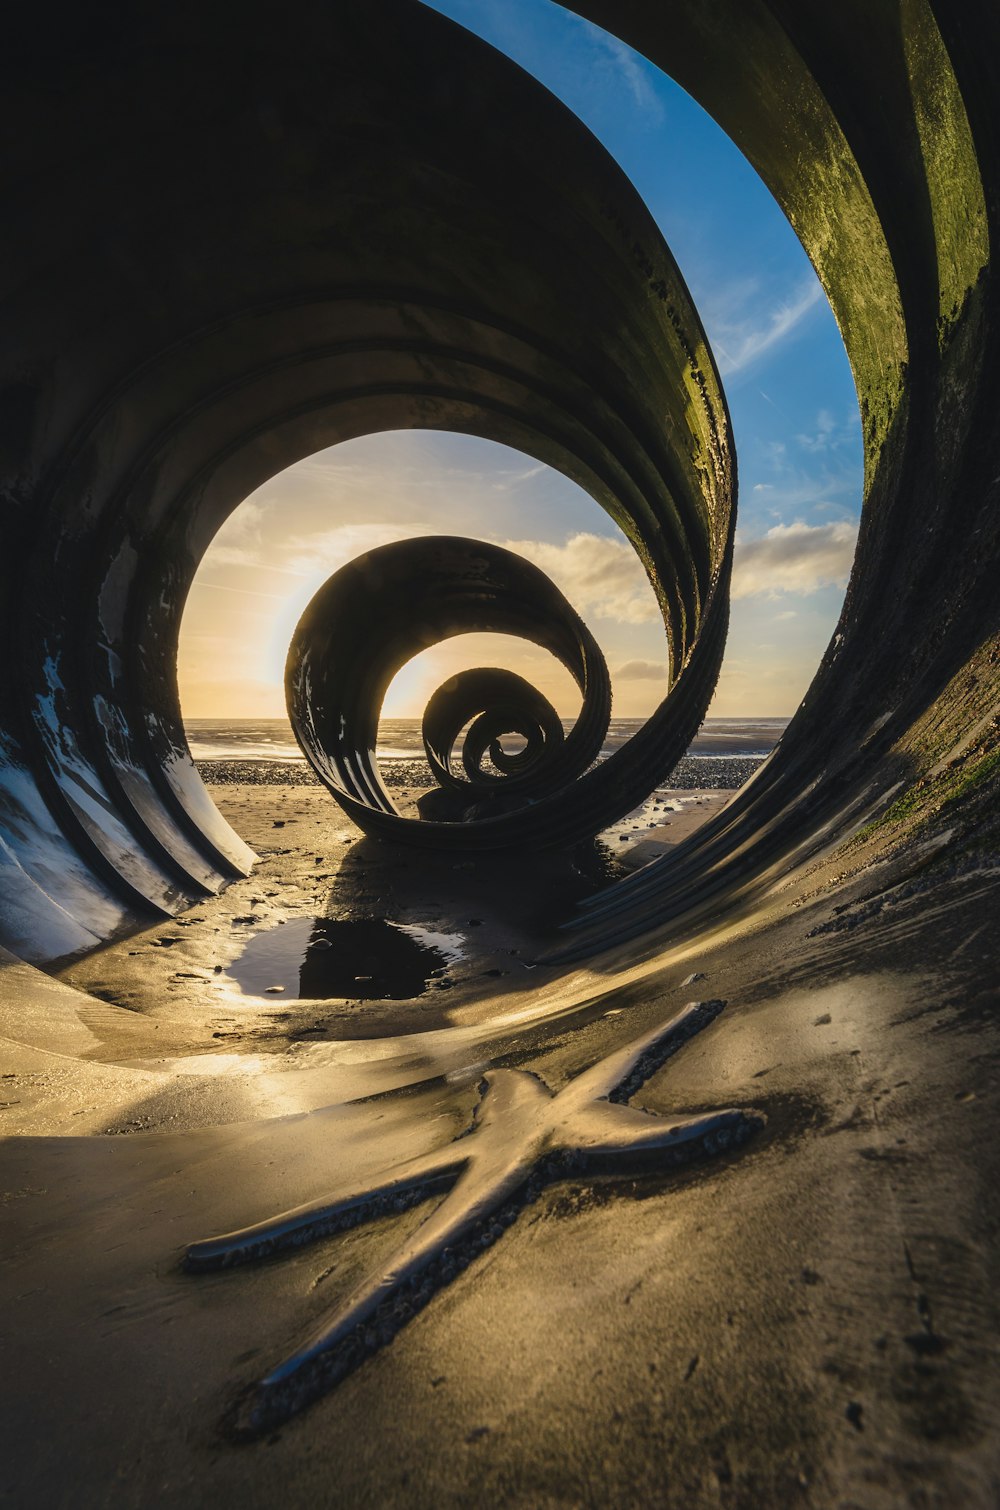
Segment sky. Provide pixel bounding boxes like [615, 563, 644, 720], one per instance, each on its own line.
[178, 0, 863, 722]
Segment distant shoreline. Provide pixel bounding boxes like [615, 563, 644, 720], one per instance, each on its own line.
[198, 752, 768, 791]
[185, 716, 788, 769]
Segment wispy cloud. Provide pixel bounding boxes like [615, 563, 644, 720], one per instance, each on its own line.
[707, 277, 825, 377]
[204, 500, 268, 568]
[615, 659, 667, 681]
[565, 17, 665, 123]
[278, 522, 432, 582]
[491, 462, 547, 491]
[795, 406, 860, 455]
[192, 580, 288, 601]
[744, 432, 862, 521]
[732, 520, 858, 598]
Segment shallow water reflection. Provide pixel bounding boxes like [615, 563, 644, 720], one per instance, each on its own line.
[228, 917, 465, 1002]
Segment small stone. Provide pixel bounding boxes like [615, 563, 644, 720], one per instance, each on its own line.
[682, 972, 706, 986]
[265, 985, 285, 994]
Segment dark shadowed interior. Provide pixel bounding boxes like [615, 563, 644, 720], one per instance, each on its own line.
[2, 1, 998, 1502]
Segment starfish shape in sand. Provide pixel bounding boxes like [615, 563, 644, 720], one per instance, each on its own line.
[186, 999, 763, 1435]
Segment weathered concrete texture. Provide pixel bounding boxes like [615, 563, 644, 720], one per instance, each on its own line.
[2, 0, 1000, 1504]
[1, 0, 995, 959]
[564, 0, 1000, 950]
[0, 0, 731, 960]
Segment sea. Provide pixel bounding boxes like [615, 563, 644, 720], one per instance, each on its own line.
[185, 717, 786, 763]
[185, 717, 788, 791]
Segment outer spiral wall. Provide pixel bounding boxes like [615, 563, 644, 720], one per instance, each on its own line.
[0, 0, 997, 967]
[0, 0, 732, 961]
[4, 5, 1000, 1497]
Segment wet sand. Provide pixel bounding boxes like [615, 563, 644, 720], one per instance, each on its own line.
[5, 757, 999, 1507]
[5, 777, 997, 1508]
[46, 779, 733, 1100]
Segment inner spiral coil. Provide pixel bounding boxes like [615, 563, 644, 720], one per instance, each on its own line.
[285, 535, 612, 835]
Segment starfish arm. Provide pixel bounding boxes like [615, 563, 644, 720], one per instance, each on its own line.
[559, 999, 727, 1110]
[260, 1148, 534, 1390]
[563, 1097, 764, 1161]
[184, 1143, 466, 1272]
[258, 1069, 555, 1383]
[258, 1073, 552, 1393]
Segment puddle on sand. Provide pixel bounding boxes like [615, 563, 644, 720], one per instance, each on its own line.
[228, 917, 465, 1002]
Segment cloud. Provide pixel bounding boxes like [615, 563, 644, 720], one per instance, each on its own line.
[204, 500, 268, 567]
[205, 519, 436, 585]
[566, 16, 666, 122]
[491, 462, 547, 492]
[279, 522, 432, 583]
[199, 510, 660, 628]
[796, 409, 837, 453]
[741, 462, 862, 519]
[707, 278, 825, 377]
[614, 659, 667, 681]
[732, 520, 858, 598]
[795, 407, 860, 455]
[500, 532, 658, 624]
[191, 580, 288, 602]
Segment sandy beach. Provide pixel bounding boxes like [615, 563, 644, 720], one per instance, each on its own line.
[49, 773, 735, 1102]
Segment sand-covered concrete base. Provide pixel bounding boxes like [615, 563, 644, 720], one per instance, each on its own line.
[39, 783, 729, 1106]
[3, 771, 999, 1508]
[2, 792, 998, 1507]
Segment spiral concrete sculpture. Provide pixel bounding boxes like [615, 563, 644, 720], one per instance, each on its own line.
[3, 0, 992, 967]
[286, 536, 614, 840]
[0, 0, 732, 961]
[285, 519, 731, 847]
[3, 0, 1000, 1502]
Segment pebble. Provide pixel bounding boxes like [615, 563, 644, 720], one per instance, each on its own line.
[198, 754, 764, 791]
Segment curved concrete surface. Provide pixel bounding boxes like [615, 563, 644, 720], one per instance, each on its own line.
[0, 0, 731, 962]
[2, 1, 999, 1504]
